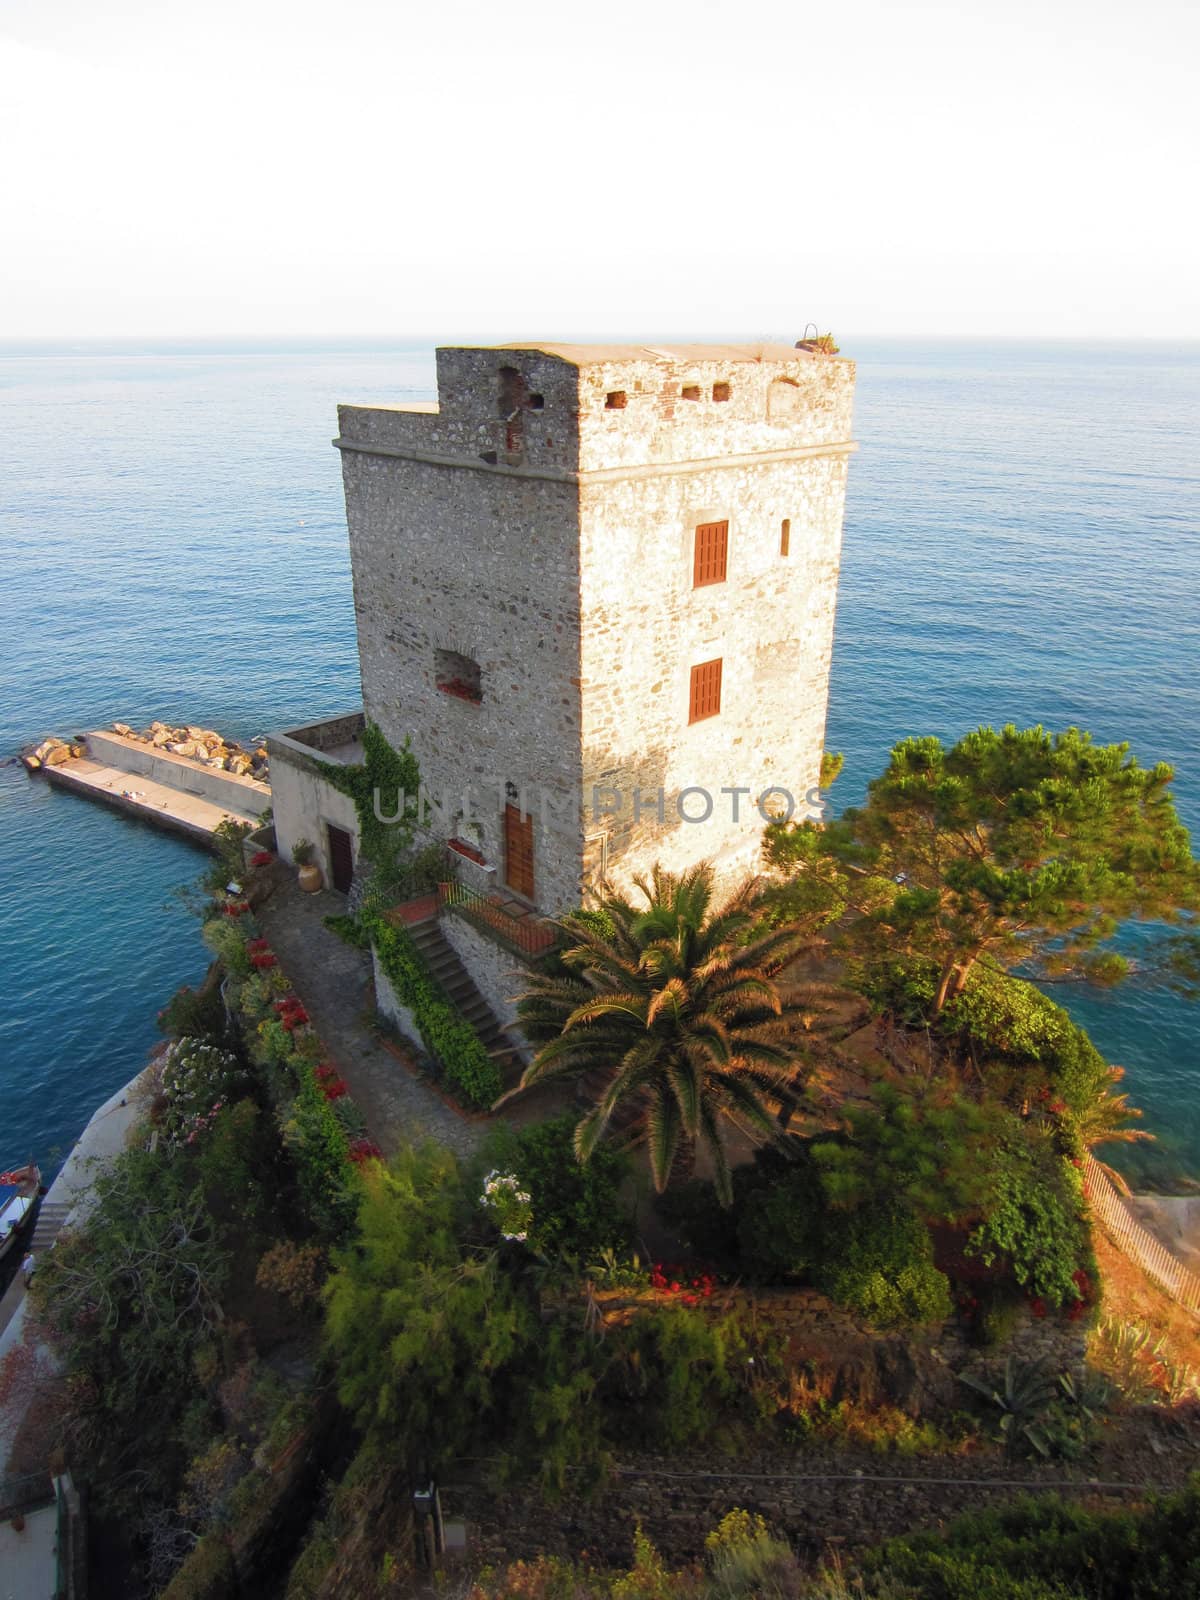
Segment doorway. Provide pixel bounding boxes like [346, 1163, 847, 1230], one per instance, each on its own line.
[503, 804, 535, 900]
[326, 823, 355, 894]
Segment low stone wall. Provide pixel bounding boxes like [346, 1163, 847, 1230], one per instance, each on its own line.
[372, 949, 424, 1055]
[451, 1442, 1160, 1572]
[85, 731, 269, 817]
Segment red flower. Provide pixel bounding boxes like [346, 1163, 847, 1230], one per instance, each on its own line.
[1029, 1297, 1047, 1318]
[250, 952, 277, 969]
[321, 1079, 348, 1101]
[349, 1137, 382, 1164]
[251, 850, 274, 867]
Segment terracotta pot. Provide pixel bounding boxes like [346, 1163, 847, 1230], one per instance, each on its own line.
[297, 862, 323, 893]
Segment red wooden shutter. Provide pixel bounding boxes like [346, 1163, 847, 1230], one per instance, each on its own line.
[693, 520, 728, 587]
[688, 658, 723, 723]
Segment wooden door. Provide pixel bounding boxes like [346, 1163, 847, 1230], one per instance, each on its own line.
[503, 804, 535, 899]
[326, 824, 355, 894]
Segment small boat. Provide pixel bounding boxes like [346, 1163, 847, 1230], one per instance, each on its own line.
[0, 1164, 42, 1262]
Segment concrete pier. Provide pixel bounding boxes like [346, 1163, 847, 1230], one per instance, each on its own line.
[33, 730, 270, 848]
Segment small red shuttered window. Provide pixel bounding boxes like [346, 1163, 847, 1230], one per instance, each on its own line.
[689, 658, 723, 723]
[693, 520, 728, 587]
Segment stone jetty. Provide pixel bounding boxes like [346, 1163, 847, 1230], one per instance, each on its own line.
[22, 721, 272, 848]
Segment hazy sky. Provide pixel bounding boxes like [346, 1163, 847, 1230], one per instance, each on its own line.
[1, 0, 1196, 340]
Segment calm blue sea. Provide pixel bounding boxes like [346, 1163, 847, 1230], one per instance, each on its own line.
[1, 341, 1197, 1187]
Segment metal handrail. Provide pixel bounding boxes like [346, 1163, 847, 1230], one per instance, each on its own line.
[437, 881, 558, 958]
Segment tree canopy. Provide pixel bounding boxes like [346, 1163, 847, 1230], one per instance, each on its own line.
[766, 724, 1200, 1013]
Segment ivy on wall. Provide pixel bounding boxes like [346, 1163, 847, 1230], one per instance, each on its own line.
[364, 909, 504, 1109]
[315, 723, 422, 891]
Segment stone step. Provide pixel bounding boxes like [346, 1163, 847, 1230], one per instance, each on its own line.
[404, 914, 525, 1072]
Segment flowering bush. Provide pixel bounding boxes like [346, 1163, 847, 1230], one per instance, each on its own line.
[158, 1036, 243, 1146]
[480, 1170, 533, 1242]
[250, 850, 274, 867]
[314, 1062, 349, 1101]
[348, 1136, 383, 1165]
[250, 952, 277, 969]
[649, 1263, 718, 1308]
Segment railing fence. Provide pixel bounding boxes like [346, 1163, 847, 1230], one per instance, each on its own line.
[1084, 1153, 1200, 1315]
[437, 880, 558, 958]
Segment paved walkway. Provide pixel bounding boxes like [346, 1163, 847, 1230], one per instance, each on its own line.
[255, 877, 484, 1160]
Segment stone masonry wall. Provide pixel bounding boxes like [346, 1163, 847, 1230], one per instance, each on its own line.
[579, 448, 850, 895]
[335, 342, 855, 916]
[339, 446, 586, 913]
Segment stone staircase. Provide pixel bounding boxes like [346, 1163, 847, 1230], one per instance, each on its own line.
[29, 1199, 72, 1253]
[406, 917, 527, 1088]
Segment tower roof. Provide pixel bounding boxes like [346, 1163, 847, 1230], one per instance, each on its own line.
[481, 340, 841, 366]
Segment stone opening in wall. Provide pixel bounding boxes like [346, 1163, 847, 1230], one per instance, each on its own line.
[605, 391, 628, 410]
[780, 518, 791, 557]
[767, 377, 801, 420]
[712, 381, 732, 402]
[435, 649, 482, 705]
[498, 366, 529, 415]
[681, 385, 701, 401]
[528, 393, 544, 410]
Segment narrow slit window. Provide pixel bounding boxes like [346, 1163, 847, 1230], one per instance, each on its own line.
[689, 658, 723, 723]
[712, 381, 732, 402]
[780, 518, 791, 556]
[605, 390, 627, 410]
[693, 520, 729, 587]
[681, 384, 701, 401]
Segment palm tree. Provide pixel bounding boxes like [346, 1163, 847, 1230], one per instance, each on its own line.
[511, 864, 812, 1204]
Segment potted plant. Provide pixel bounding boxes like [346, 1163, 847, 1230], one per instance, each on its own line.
[293, 838, 323, 894]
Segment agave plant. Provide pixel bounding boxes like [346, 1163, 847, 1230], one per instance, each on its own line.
[511, 864, 812, 1204]
[960, 1355, 1059, 1457]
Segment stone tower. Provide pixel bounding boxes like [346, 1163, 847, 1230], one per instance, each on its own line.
[334, 341, 856, 916]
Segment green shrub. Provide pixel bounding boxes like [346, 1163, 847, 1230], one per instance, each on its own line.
[324, 1146, 536, 1465]
[323, 912, 370, 948]
[281, 1079, 359, 1240]
[816, 1203, 952, 1328]
[159, 1534, 237, 1600]
[866, 1476, 1200, 1599]
[201, 915, 254, 977]
[365, 911, 502, 1108]
[158, 1035, 247, 1144]
[966, 1127, 1089, 1308]
[504, 1113, 633, 1259]
[604, 1305, 754, 1450]
[735, 1144, 825, 1281]
[158, 975, 228, 1042]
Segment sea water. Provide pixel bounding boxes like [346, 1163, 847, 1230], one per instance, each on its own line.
[1, 340, 1196, 1186]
